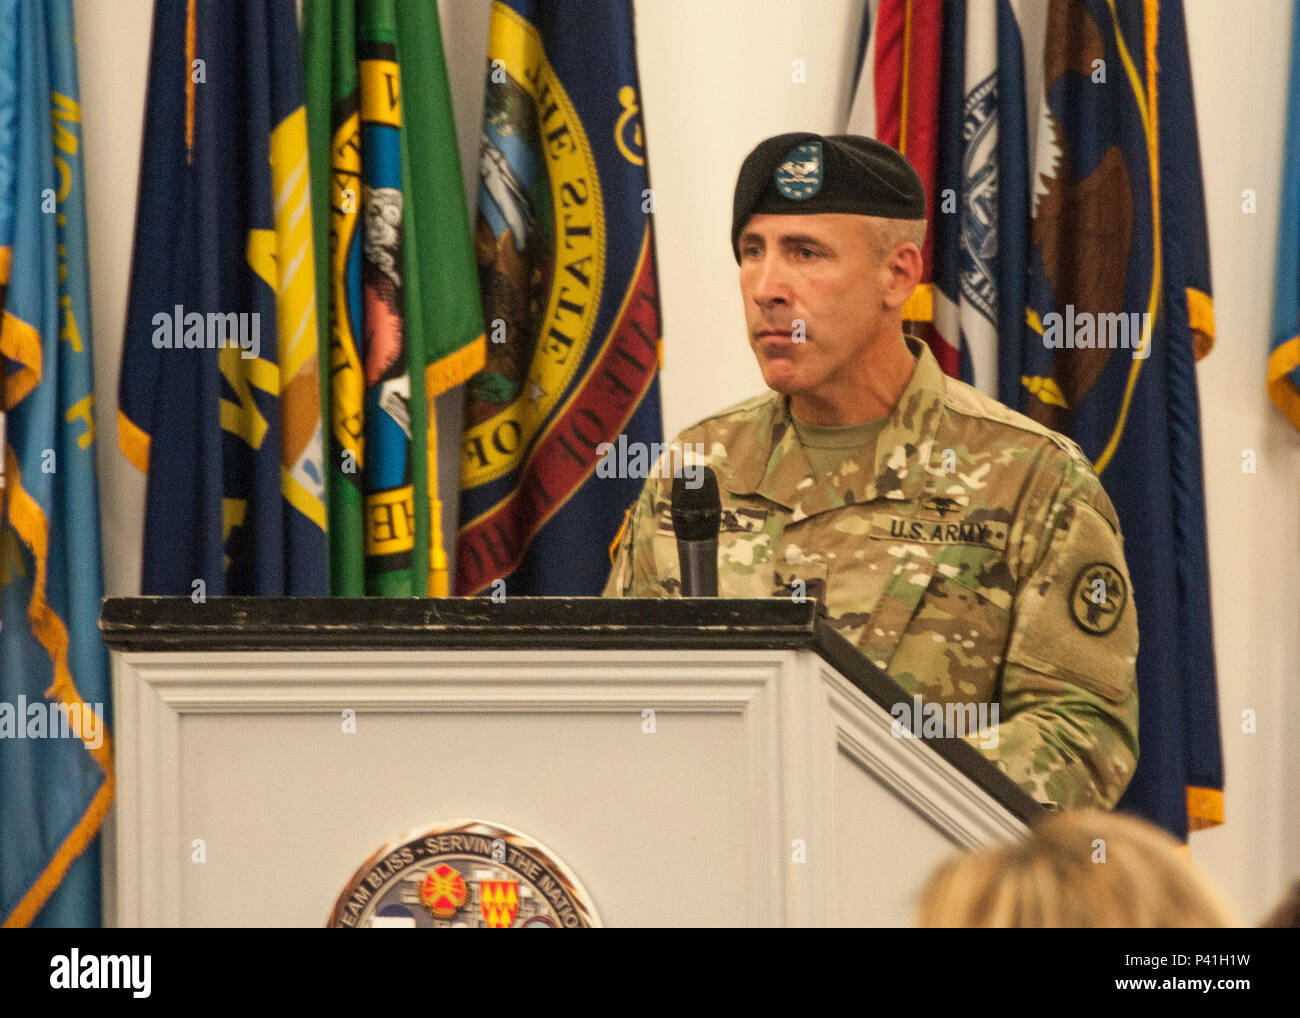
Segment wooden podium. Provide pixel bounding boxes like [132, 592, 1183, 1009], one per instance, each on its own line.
[100, 598, 1040, 927]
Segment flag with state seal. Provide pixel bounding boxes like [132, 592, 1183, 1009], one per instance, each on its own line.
[117, 0, 327, 596]
[305, 0, 486, 598]
[1019, 0, 1222, 838]
[455, 0, 664, 596]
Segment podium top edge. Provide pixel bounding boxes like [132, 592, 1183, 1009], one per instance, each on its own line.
[99, 596, 824, 652]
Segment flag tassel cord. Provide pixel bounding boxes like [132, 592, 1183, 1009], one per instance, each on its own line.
[1, 448, 115, 927]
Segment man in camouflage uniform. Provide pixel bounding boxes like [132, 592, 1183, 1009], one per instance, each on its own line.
[602, 132, 1139, 811]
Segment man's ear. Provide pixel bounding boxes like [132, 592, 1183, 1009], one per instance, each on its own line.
[882, 243, 923, 311]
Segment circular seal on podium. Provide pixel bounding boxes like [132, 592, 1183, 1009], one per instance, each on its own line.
[328, 819, 601, 928]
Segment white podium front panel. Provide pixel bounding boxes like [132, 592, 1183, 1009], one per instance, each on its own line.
[110, 647, 1028, 927]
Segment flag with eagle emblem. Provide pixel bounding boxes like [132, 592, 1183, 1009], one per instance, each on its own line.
[1020, 0, 1222, 838]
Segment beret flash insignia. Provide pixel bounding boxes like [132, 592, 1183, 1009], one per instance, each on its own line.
[774, 141, 823, 199]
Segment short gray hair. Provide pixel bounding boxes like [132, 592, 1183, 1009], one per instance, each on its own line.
[867, 216, 927, 263]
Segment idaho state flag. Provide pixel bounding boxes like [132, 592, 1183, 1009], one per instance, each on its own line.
[118, 0, 327, 595]
[1, 0, 113, 926]
[456, 0, 664, 595]
[1020, 0, 1222, 837]
[304, 0, 485, 597]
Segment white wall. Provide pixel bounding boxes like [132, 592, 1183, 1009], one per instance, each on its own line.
[73, 0, 1298, 924]
[1181, 0, 1300, 925]
[77, 0, 151, 601]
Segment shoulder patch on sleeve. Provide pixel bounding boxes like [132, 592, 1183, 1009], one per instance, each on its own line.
[1069, 562, 1128, 635]
[1006, 500, 1137, 702]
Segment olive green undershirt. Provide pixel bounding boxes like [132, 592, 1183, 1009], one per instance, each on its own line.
[790, 412, 888, 480]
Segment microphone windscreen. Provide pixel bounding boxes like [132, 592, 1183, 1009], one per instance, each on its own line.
[671, 466, 722, 542]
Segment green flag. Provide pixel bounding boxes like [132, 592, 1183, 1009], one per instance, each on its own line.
[304, 0, 485, 596]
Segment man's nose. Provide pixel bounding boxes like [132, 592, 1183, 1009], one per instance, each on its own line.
[750, 254, 790, 306]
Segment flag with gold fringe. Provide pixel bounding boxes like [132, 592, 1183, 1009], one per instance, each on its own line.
[1020, 0, 1222, 838]
[0, 0, 113, 927]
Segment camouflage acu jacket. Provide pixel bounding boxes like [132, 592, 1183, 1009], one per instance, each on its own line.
[602, 337, 1139, 811]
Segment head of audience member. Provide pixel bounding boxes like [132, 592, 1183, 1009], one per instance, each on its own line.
[1261, 880, 1300, 928]
[915, 808, 1237, 928]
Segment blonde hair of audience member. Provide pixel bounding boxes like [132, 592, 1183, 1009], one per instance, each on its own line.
[915, 809, 1237, 928]
[1261, 880, 1300, 928]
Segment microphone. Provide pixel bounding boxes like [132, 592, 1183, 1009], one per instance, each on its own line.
[671, 467, 721, 597]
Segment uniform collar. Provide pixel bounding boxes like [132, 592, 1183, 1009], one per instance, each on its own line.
[723, 335, 947, 514]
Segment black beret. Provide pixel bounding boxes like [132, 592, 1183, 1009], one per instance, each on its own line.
[731, 132, 926, 261]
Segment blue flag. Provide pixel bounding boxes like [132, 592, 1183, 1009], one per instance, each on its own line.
[0, 0, 113, 927]
[118, 0, 327, 596]
[455, 0, 664, 595]
[1271, 0, 1300, 431]
[1020, 0, 1222, 837]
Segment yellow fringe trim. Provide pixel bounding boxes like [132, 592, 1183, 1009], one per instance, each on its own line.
[427, 404, 447, 597]
[1186, 286, 1214, 361]
[608, 506, 632, 564]
[185, 0, 196, 164]
[1267, 336, 1300, 432]
[4, 777, 114, 928]
[428, 498, 448, 596]
[425, 333, 487, 399]
[1187, 785, 1224, 832]
[901, 283, 933, 323]
[1, 310, 43, 411]
[117, 409, 151, 473]
[2, 446, 115, 927]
